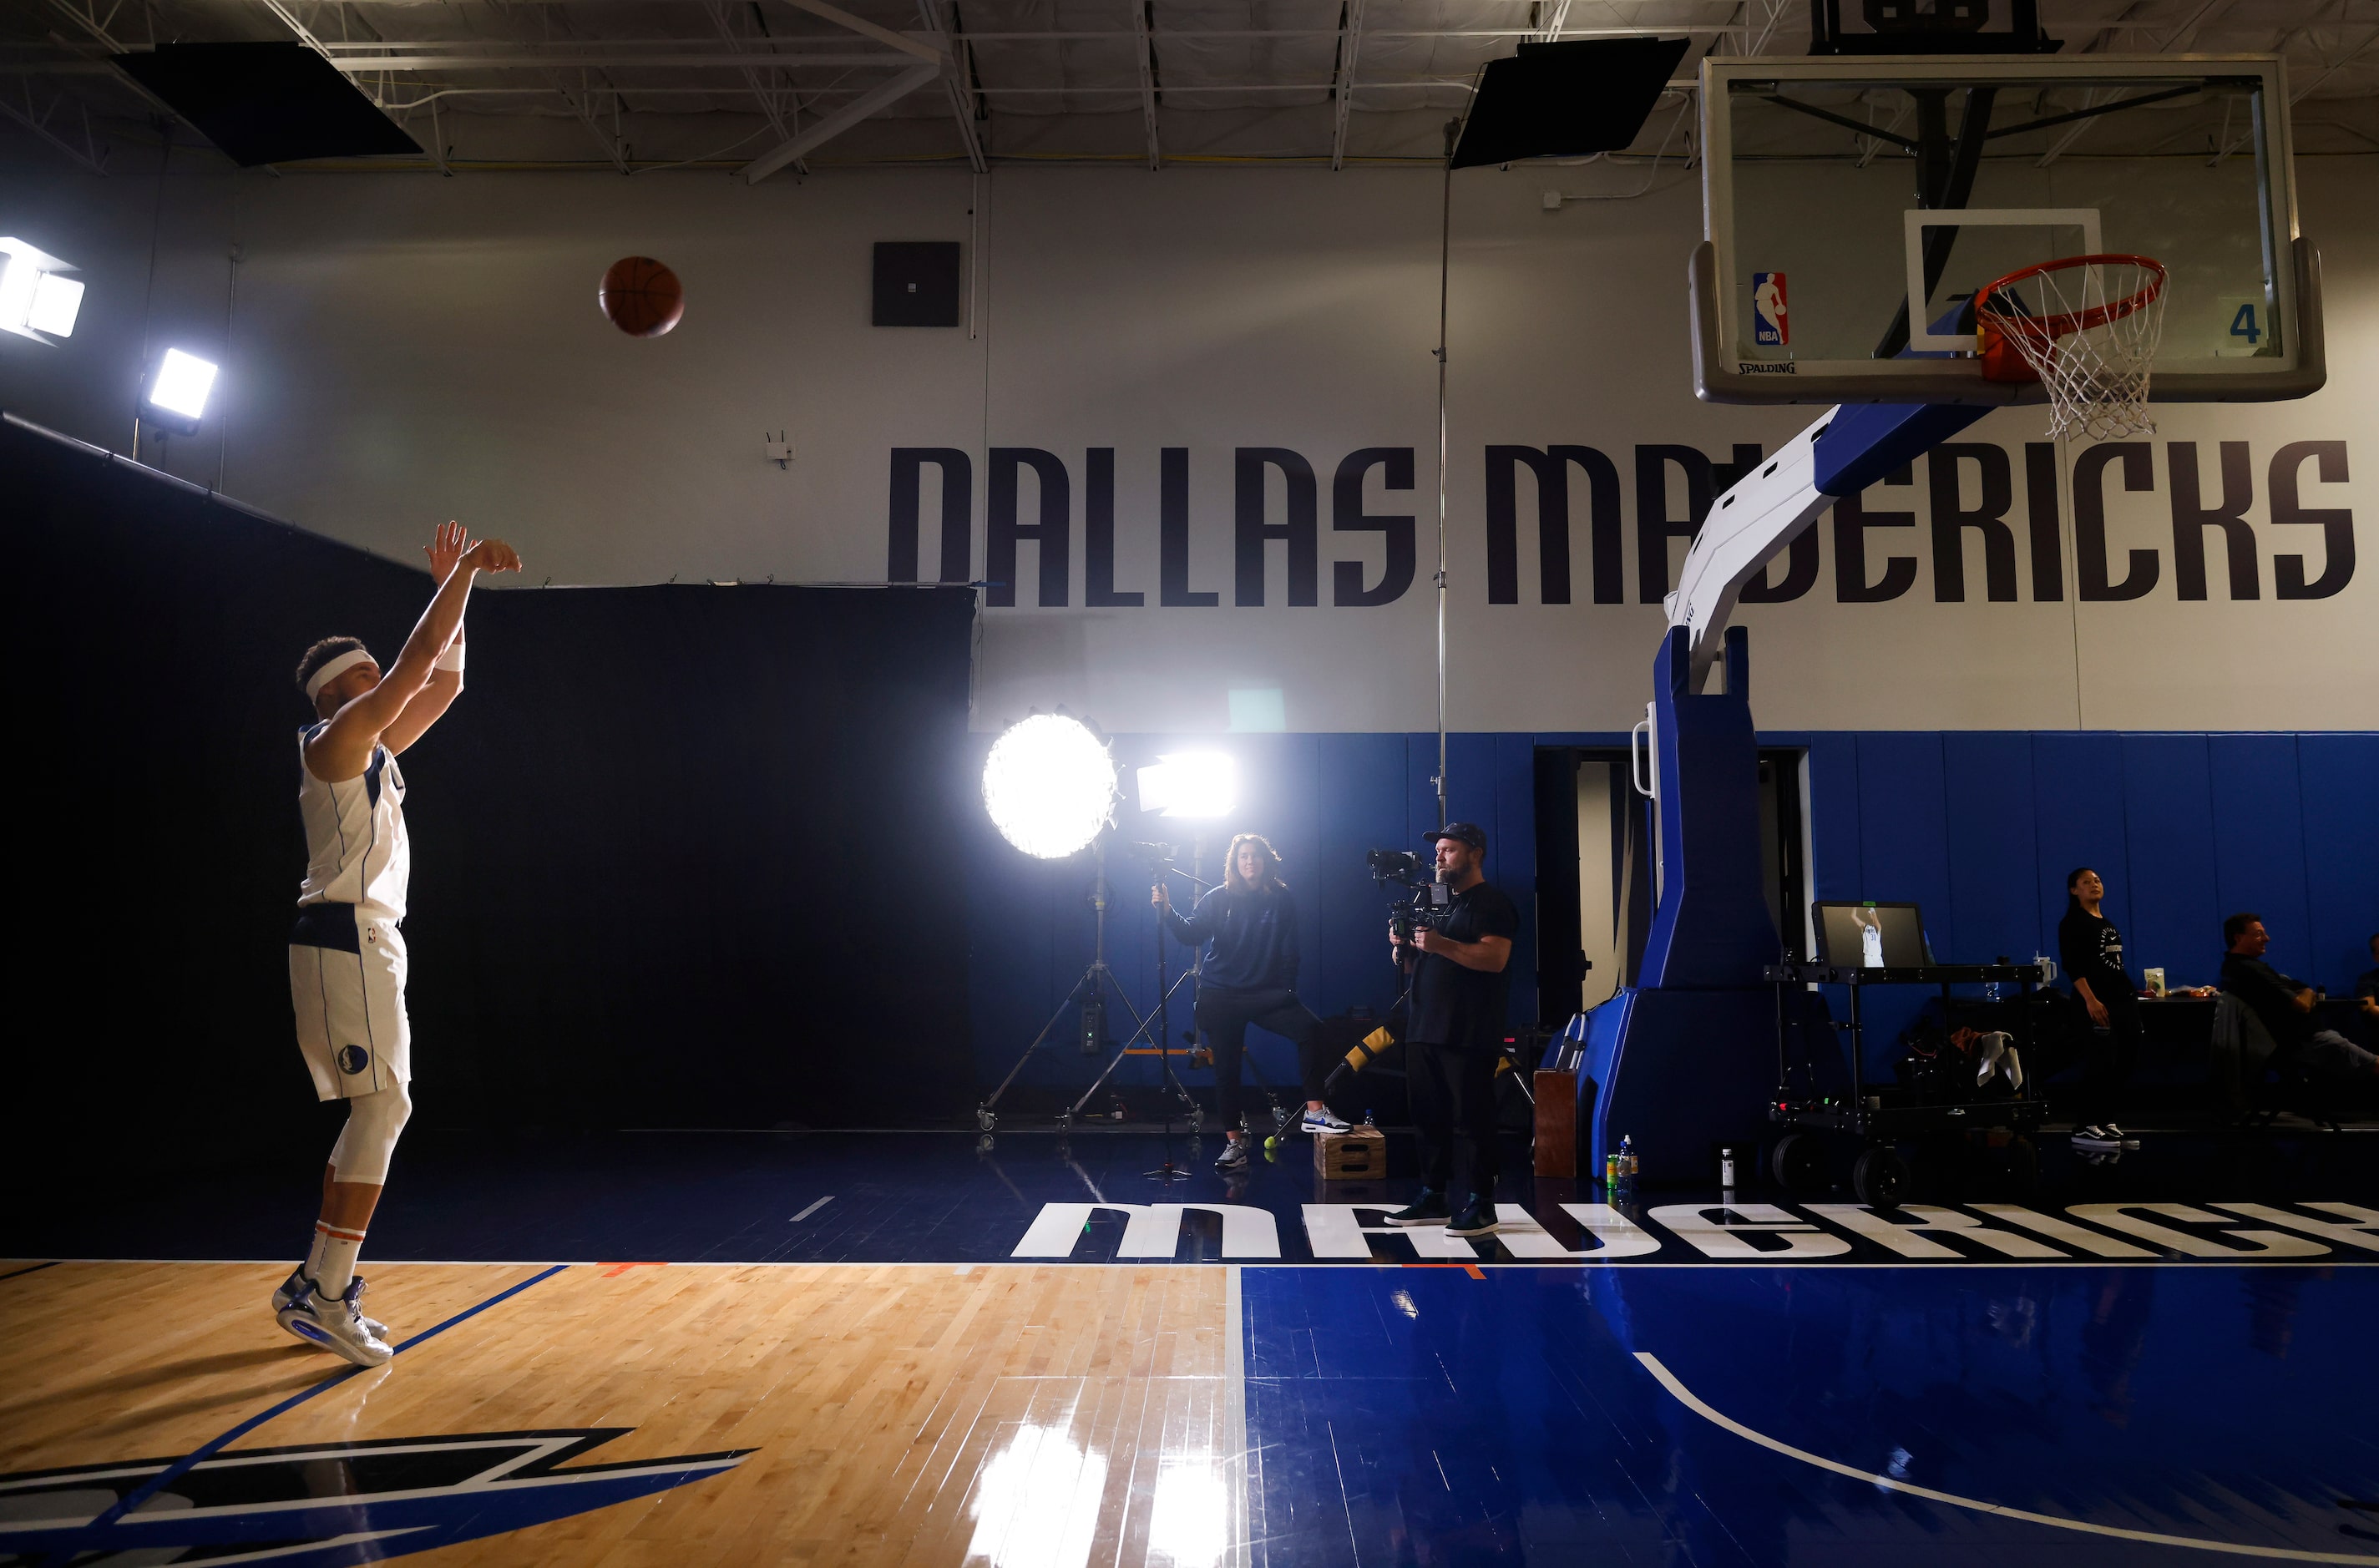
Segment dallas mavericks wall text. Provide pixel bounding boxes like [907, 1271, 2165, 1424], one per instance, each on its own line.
[890, 440, 2356, 608]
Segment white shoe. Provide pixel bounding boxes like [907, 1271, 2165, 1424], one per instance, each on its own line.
[2072, 1125, 2121, 1150]
[1301, 1107, 1352, 1135]
[277, 1278, 394, 1367]
[273, 1267, 387, 1338]
[2103, 1123, 2142, 1150]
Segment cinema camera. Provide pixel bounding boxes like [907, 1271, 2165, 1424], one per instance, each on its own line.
[1365, 847, 1452, 944]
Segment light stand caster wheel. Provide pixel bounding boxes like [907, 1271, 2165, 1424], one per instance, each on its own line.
[976, 1107, 997, 1133]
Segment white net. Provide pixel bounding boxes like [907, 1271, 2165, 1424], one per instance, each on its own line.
[1976, 256, 2168, 443]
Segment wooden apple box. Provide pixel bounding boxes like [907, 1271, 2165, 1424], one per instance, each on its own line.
[1314, 1125, 1387, 1181]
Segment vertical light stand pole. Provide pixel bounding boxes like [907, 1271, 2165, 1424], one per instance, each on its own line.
[1432, 118, 1458, 829]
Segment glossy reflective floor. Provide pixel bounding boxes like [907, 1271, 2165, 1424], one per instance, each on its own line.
[3, 1128, 2374, 1565]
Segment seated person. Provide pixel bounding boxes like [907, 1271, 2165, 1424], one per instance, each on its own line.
[2219, 913, 2379, 1081]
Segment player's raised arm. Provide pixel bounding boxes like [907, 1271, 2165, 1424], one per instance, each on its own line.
[381, 523, 478, 756]
[306, 525, 519, 781]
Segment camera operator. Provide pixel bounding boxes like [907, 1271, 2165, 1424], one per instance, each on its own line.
[1382, 823, 1516, 1238]
[1154, 833, 1344, 1173]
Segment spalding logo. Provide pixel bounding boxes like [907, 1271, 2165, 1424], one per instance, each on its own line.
[337, 1044, 370, 1075]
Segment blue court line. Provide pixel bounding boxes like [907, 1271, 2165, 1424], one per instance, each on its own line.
[63, 1262, 570, 1552]
[0, 1262, 59, 1283]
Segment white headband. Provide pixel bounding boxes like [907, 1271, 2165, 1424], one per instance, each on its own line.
[305, 648, 376, 701]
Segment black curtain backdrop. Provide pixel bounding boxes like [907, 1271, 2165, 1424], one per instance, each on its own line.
[2, 417, 975, 1180]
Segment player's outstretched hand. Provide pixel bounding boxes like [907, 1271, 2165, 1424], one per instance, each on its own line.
[425, 519, 469, 583]
[463, 539, 524, 574]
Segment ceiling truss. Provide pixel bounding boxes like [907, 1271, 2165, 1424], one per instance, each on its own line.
[1, 0, 2371, 172]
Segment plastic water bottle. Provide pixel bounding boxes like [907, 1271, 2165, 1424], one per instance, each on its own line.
[1617, 1134, 1637, 1201]
[1362, 1110, 1375, 1128]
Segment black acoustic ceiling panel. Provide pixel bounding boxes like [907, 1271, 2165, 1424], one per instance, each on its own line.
[1450, 36, 1693, 169]
[113, 43, 423, 166]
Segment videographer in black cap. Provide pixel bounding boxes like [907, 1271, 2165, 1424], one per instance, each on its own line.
[1383, 823, 1518, 1238]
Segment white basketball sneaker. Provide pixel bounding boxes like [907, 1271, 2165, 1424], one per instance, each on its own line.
[272, 1267, 387, 1338]
[277, 1278, 394, 1367]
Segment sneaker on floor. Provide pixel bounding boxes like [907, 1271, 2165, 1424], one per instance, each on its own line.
[2103, 1123, 2142, 1150]
[1214, 1139, 1249, 1172]
[1384, 1191, 1450, 1227]
[1446, 1201, 1504, 1237]
[277, 1278, 393, 1368]
[272, 1267, 386, 1339]
[2071, 1125, 2121, 1149]
[1301, 1107, 1352, 1135]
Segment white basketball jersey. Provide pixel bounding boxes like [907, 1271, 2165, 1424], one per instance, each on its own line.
[296, 723, 410, 917]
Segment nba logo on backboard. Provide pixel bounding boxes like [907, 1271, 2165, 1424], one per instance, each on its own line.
[1752, 272, 1788, 347]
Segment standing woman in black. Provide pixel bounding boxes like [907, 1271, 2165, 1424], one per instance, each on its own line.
[1154, 832, 1340, 1172]
[2058, 867, 2143, 1151]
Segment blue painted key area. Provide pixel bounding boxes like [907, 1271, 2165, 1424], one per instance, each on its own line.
[1242, 1263, 2379, 1565]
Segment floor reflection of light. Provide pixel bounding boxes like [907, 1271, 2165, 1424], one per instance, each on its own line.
[965, 1423, 1108, 1568]
[1146, 1460, 1227, 1568]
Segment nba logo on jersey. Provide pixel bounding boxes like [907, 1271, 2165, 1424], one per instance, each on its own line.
[1752, 272, 1788, 347]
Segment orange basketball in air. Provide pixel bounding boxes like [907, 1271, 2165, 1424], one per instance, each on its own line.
[599, 256, 684, 338]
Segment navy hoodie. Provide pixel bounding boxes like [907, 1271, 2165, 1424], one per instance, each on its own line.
[1164, 884, 1300, 991]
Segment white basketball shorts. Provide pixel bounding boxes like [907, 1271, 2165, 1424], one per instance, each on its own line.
[289, 902, 411, 1100]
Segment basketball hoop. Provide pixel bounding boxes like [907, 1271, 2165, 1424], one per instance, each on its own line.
[1974, 254, 2168, 443]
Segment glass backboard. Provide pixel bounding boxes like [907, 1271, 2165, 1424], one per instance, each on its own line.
[1692, 55, 2325, 405]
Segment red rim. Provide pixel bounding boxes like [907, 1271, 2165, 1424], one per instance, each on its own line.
[1973, 252, 2167, 344]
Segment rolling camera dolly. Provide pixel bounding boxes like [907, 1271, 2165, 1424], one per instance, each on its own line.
[1764, 960, 2050, 1206]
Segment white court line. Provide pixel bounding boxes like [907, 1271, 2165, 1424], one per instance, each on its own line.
[8, 1258, 2379, 1270]
[1225, 1263, 1253, 1568]
[1635, 1352, 2379, 1563]
[789, 1196, 834, 1222]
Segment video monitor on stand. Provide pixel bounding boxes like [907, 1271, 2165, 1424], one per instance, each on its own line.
[1812, 901, 1931, 970]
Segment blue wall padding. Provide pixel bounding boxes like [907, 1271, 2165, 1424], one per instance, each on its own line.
[2027, 731, 2134, 944]
[1942, 731, 2042, 967]
[2300, 733, 2379, 990]
[2119, 733, 2220, 994]
[967, 728, 2376, 1094]
[2209, 735, 2313, 963]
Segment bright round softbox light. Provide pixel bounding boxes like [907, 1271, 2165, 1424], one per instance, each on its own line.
[983, 714, 1117, 858]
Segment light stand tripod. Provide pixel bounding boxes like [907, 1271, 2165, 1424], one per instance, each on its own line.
[1134, 849, 1206, 1178]
[976, 834, 1161, 1133]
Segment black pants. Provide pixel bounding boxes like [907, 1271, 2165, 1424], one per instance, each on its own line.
[2075, 995, 2141, 1125]
[1410, 1039, 1501, 1201]
[1193, 986, 1324, 1131]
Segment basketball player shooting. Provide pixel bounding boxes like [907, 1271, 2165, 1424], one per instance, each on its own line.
[276, 521, 521, 1366]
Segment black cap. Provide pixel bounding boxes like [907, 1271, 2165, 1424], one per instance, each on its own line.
[1425, 822, 1487, 852]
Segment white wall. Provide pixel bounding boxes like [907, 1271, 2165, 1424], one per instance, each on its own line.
[4, 148, 2373, 732]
